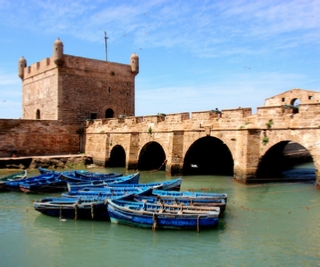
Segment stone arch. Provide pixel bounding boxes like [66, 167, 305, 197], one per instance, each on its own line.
[290, 98, 300, 114]
[105, 108, 114, 118]
[109, 145, 126, 167]
[257, 139, 315, 181]
[138, 141, 166, 171]
[183, 136, 234, 175]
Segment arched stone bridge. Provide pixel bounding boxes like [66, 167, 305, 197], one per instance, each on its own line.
[85, 89, 320, 186]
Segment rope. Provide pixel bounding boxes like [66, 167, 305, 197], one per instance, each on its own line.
[152, 213, 157, 231]
[91, 203, 95, 219]
[74, 203, 78, 220]
[197, 215, 201, 233]
[59, 205, 62, 219]
[148, 159, 167, 173]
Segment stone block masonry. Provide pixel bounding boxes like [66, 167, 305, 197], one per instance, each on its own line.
[0, 119, 83, 157]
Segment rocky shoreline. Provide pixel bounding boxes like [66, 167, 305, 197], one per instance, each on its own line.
[0, 154, 93, 170]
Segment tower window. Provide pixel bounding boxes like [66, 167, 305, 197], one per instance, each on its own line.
[108, 87, 111, 93]
[282, 98, 285, 102]
[90, 113, 97, 119]
[105, 108, 114, 118]
[309, 96, 313, 100]
[36, 109, 40, 119]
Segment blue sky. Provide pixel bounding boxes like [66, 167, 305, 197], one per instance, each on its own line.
[0, 0, 319, 118]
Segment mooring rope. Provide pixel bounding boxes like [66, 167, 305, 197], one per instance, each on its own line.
[152, 213, 157, 231]
[74, 203, 78, 220]
[91, 203, 95, 219]
[59, 205, 62, 219]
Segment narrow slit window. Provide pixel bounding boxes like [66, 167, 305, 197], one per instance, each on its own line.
[36, 109, 40, 119]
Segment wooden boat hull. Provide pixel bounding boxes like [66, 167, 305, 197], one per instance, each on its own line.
[107, 177, 182, 191]
[107, 199, 220, 230]
[0, 170, 28, 191]
[20, 180, 67, 193]
[64, 186, 153, 198]
[67, 173, 140, 192]
[5, 173, 56, 191]
[134, 195, 227, 214]
[34, 197, 109, 220]
[75, 171, 123, 179]
[152, 190, 228, 203]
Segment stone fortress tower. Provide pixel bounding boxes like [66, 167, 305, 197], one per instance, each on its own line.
[18, 39, 139, 123]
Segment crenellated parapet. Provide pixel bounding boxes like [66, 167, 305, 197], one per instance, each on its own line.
[21, 57, 56, 80]
[85, 89, 320, 184]
[19, 38, 138, 122]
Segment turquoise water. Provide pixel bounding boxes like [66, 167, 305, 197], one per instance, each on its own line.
[0, 168, 320, 267]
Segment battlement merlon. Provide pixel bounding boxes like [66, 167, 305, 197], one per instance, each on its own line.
[19, 55, 137, 81]
[18, 38, 139, 80]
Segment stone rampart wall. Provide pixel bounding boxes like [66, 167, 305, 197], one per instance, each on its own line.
[0, 119, 82, 157]
[85, 102, 320, 134]
[85, 102, 320, 183]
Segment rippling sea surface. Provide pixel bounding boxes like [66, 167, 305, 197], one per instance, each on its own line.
[1, 167, 320, 267]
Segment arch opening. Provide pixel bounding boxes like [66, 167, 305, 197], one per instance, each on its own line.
[105, 108, 114, 118]
[256, 141, 315, 181]
[183, 136, 234, 176]
[108, 145, 126, 167]
[36, 109, 40, 119]
[290, 98, 300, 114]
[138, 142, 166, 171]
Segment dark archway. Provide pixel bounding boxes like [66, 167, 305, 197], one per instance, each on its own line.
[108, 145, 126, 167]
[183, 136, 233, 175]
[290, 98, 300, 114]
[36, 109, 40, 119]
[138, 142, 166, 171]
[256, 141, 314, 180]
[105, 108, 114, 118]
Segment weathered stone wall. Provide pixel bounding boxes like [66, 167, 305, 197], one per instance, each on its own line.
[264, 88, 320, 106]
[0, 119, 82, 157]
[22, 57, 58, 120]
[85, 95, 320, 185]
[20, 53, 136, 124]
[57, 55, 136, 122]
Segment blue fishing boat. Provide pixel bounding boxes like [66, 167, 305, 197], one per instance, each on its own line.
[67, 172, 140, 192]
[62, 186, 154, 198]
[107, 198, 220, 231]
[0, 170, 27, 191]
[34, 187, 153, 220]
[38, 167, 76, 176]
[5, 173, 57, 191]
[33, 196, 109, 220]
[19, 174, 67, 193]
[107, 177, 182, 191]
[152, 190, 228, 203]
[133, 195, 227, 214]
[38, 167, 122, 180]
[74, 170, 123, 179]
[60, 172, 123, 182]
